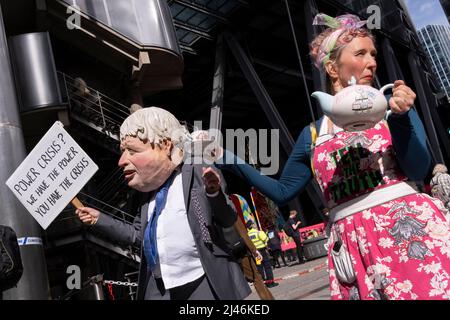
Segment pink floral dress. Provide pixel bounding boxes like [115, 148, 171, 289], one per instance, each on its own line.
[312, 119, 450, 300]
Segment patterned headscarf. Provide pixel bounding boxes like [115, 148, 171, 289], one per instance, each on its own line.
[313, 13, 367, 68]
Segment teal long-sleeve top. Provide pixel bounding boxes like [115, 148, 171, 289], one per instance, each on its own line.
[216, 109, 431, 206]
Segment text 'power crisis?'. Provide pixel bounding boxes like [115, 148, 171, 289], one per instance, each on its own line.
[6, 121, 98, 229]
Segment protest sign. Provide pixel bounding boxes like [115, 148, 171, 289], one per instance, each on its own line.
[6, 121, 98, 229]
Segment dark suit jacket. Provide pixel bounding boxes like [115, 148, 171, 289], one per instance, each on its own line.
[93, 163, 251, 300]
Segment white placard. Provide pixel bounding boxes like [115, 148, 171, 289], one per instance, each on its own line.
[6, 121, 98, 230]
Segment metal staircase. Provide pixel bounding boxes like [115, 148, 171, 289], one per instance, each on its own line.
[95, 167, 130, 206]
[58, 71, 131, 205]
[59, 71, 130, 141]
[46, 72, 138, 258]
[46, 191, 140, 261]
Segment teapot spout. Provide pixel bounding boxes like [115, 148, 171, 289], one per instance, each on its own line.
[311, 91, 333, 116]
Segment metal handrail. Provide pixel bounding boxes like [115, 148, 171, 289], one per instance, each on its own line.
[76, 193, 141, 255]
[78, 192, 135, 224]
[58, 71, 130, 139]
[61, 73, 130, 115]
[96, 167, 124, 194]
[66, 89, 125, 122]
[99, 181, 128, 205]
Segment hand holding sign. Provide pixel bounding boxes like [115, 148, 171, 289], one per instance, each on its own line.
[71, 197, 84, 209]
[6, 121, 98, 230]
[76, 207, 100, 226]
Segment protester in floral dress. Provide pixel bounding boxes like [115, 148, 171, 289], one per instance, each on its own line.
[216, 13, 450, 299]
[313, 117, 450, 299]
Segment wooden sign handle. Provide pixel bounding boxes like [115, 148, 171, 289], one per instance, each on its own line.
[71, 197, 84, 209]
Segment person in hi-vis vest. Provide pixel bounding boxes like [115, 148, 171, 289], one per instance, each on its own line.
[246, 221, 279, 288]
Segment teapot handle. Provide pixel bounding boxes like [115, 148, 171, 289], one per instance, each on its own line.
[380, 84, 394, 120]
[379, 83, 394, 95]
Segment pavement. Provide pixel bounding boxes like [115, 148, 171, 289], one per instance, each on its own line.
[245, 256, 330, 300]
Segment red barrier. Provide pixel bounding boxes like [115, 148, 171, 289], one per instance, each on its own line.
[299, 223, 325, 242]
[278, 223, 326, 251]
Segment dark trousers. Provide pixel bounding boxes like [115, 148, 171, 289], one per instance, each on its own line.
[145, 274, 218, 300]
[270, 249, 287, 267]
[169, 274, 218, 300]
[256, 248, 274, 282]
[285, 249, 296, 261]
[292, 234, 305, 262]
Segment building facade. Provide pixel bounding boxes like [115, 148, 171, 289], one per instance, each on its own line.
[418, 25, 450, 101]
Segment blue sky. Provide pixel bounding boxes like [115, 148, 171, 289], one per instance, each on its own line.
[404, 0, 449, 30]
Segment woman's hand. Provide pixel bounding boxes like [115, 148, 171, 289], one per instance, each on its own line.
[389, 80, 417, 114]
[76, 207, 100, 226]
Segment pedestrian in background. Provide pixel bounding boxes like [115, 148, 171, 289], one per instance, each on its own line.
[267, 226, 288, 268]
[246, 221, 279, 288]
[284, 210, 307, 265]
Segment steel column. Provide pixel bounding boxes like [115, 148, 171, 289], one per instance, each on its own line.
[0, 5, 50, 299]
[224, 32, 325, 223]
[224, 32, 295, 154]
[209, 33, 225, 135]
[381, 38, 444, 165]
[408, 52, 447, 163]
[381, 38, 406, 81]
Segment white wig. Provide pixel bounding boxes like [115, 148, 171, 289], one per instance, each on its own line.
[120, 107, 191, 150]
